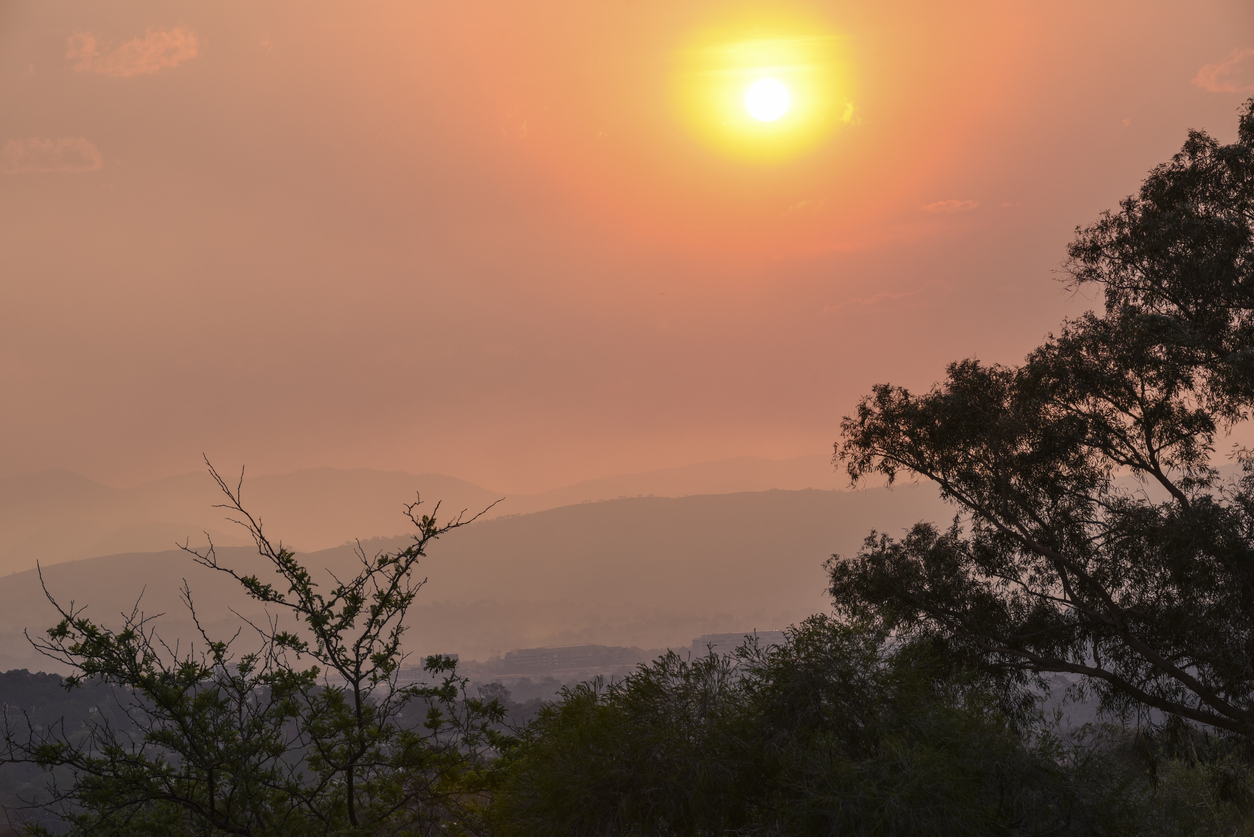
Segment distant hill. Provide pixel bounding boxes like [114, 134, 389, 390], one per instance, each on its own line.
[0, 485, 948, 670]
[0, 455, 842, 574]
[502, 455, 843, 514]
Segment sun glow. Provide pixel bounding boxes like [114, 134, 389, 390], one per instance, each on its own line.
[674, 13, 855, 162]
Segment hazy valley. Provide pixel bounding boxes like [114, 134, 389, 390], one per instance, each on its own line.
[0, 461, 945, 670]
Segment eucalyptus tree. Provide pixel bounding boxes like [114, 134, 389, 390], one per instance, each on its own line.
[832, 100, 1254, 736]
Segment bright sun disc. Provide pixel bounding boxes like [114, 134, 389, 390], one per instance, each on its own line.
[673, 13, 854, 162]
[745, 78, 790, 121]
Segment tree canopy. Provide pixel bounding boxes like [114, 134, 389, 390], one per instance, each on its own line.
[832, 99, 1254, 736]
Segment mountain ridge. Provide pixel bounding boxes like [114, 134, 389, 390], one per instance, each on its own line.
[0, 455, 843, 573]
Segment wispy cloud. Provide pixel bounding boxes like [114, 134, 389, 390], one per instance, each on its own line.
[785, 198, 828, 215]
[822, 290, 912, 313]
[68, 27, 199, 78]
[1192, 47, 1254, 93]
[1, 137, 102, 174]
[822, 281, 950, 314]
[922, 199, 978, 214]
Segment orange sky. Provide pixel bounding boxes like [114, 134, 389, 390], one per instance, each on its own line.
[2, 0, 1253, 494]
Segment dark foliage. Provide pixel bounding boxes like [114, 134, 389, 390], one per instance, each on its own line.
[833, 99, 1254, 736]
[491, 618, 1162, 837]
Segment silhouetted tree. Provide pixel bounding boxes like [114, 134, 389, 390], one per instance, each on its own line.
[1, 461, 504, 836]
[832, 99, 1254, 736]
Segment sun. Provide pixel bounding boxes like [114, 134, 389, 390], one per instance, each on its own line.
[745, 78, 791, 121]
[673, 12, 855, 162]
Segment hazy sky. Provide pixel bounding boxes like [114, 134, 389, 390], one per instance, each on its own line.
[2, 0, 1252, 494]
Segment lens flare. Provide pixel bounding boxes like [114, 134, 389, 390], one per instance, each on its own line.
[745, 79, 790, 121]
